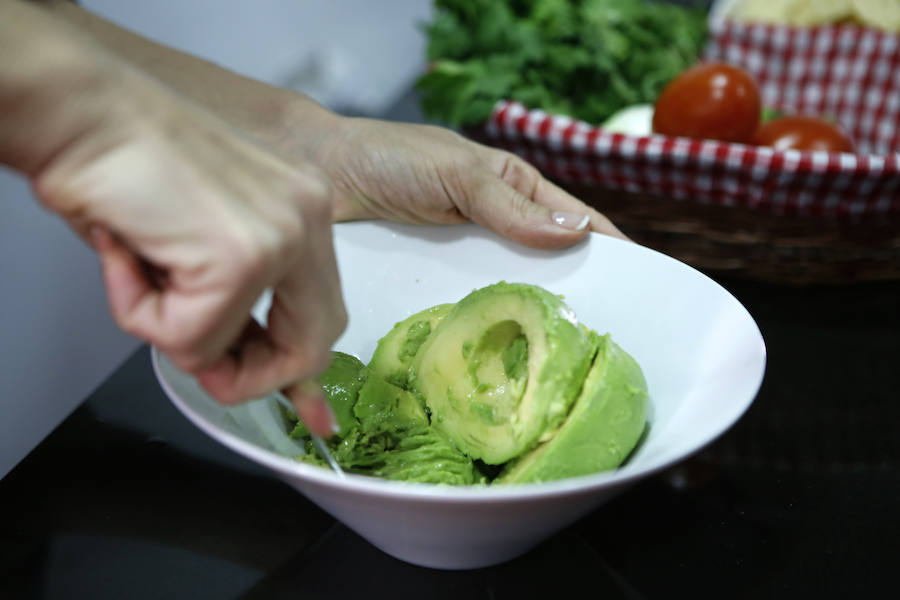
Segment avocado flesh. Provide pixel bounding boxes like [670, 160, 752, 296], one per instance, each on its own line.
[293, 355, 480, 485]
[409, 282, 597, 465]
[332, 422, 482, 485]
[289, 351, 367, 439]
[336, 376, 480, 484]
[496, 334, 648, 484]
[285, 285, 649, 486]
[368, 303, 454, 389]
[353, 373, 428, 430]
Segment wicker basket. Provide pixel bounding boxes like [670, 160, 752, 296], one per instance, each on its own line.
[466, 118, 900, 285]
[560, 184, 900, 285]
[463, 15, 900, 285]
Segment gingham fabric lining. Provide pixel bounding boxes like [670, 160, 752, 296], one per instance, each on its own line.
[482, 19, 900, 218]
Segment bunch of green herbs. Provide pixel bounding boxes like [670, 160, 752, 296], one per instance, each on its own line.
[416, 0, 708, 127]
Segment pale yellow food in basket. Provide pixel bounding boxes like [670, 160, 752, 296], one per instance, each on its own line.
[850, 0, 900, 31]
[729, 0, 900, 32]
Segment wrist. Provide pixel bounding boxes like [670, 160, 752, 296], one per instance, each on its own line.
[275, 96, 371, 222]
[273, 92, 347, 163]
[293, 108, 369, 222]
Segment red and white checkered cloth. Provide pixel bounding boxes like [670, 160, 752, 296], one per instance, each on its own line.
[483, 19, 900, 218]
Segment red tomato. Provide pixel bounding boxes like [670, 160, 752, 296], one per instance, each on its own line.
[752, 116, 855, 153]
[653, 62, 761, 143]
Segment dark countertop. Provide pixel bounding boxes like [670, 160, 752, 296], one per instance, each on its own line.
[2, 92, 899, 598]
[3, 274, 898, 599]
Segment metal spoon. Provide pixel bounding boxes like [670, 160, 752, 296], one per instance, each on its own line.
[273, 390, 346, 479]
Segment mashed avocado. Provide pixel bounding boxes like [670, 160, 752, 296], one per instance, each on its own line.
[294, 354, 481, 485]
[287, 282, 648, 485]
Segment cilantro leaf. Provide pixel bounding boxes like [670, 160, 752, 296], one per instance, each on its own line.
[418, 0, 709, 127]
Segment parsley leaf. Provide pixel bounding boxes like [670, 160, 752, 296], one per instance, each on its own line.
[416, 0, 708, 127]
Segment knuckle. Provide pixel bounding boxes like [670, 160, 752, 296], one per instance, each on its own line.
[243, 172, 336, 270]
[291, 169, 332, 209]
[228, 225, 278, 281]
[275, 214, 306, 258]
[300, 176, 335, 222]
[273, 173, 335, 260]
[207, 384, 243, 406]
[153, 327, 216, 372]
[110, 309, 145, 339]
[494, 152, 537, 192]
[165, 347, 211, 374]
[32, 169, 79, 214]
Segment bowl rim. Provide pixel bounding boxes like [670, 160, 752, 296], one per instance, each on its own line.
[151, 227, 767, 504]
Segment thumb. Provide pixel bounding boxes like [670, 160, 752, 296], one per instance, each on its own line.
[466, 178, 591, 250]
[90, 225, 161, 338]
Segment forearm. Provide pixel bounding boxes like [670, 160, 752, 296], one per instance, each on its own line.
[0, 0, 123, 176]
[35, 1, 343, 161]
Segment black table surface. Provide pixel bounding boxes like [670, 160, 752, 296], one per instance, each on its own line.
[2, 272, 898, 599]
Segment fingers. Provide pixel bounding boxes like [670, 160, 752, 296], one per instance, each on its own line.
[196, 329, 339, 438]
[99, 247, 262, 375]
[285, 378, 340, 438]
[93, 225, 245, 374]
[487, 150, 628, 243]
[91, 225, 164, 335]
[462, 174, 589, 249]
[532, 179, 629, 241]
[34, 58, 348, 432]
[195, 303, 342, 438]
[196, 199, 346, 430]
[194, 306, 331, 393]
[89, 166, 344, 419]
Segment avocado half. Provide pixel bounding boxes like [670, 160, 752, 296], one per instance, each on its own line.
[408, 282, 598, 465]
[368, 303, 454, 389]
[287, 282, 649, 485]
[496, 334, 649, 484]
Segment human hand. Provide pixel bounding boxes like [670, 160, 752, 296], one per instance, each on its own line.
[33, 4, 622, 250]
[26, 48, 345, 436]
[310, 118, 626, 249]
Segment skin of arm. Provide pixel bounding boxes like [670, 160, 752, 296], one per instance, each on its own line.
[36, 0, 626, 248]
[1, 0, 345, 436]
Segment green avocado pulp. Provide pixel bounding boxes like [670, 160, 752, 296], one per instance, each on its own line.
[400, 321, 431, 362]
[496, 334, 649, 484]
[287, 282, 649, 485]
[368, 303, 453, 389]
[410, 282, 598, 464]
[465, 321, 529, 427]
[294, 356, 481, 485]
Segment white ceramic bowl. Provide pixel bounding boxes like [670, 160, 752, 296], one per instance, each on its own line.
[152, 222, 766, 570]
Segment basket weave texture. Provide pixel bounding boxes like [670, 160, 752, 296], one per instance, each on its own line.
[471, 19, 900, 284]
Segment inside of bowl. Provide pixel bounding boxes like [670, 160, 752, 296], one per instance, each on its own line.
[155, 223, 764, 488]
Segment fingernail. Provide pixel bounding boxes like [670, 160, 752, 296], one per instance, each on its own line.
[312, 393, 340, 435]
[294, 396, 339, 437]
[290, 379, 340, 437]
[552, 211, 590, 231]
[324, 401, 341, 435]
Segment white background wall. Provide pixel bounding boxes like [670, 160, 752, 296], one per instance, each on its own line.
[0, 0, 431, 478]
